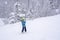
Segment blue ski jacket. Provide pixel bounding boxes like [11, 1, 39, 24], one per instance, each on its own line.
[21, 20, 26, 27]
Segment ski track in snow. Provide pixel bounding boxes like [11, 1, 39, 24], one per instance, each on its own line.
[0, 15, 60, 40]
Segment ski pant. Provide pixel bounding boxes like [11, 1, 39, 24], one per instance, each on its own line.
[22, 27, 27, 32]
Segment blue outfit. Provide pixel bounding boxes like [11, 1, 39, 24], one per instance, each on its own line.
[21, 20, 26, 27]
[21, 20, 27, 32]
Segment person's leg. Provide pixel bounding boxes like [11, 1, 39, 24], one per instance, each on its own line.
[22, 27, 24, 32]
[24, 27, 27, 32]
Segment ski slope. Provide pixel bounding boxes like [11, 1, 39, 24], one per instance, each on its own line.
[0, 15, 60, 40]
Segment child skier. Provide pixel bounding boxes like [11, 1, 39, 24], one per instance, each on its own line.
[21, 17, 27, 33]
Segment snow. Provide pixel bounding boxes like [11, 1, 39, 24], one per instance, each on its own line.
[0, 19, 4, 26]
[19, 14, 25, 17]
[0, 14, 60, 40]
[5, 1, 8, 5]
[56, 9, 59, 13]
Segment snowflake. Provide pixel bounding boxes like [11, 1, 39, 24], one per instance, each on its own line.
[5, 1, 8, 5]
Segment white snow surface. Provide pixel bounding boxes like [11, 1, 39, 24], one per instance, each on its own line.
[0, 14, 60, 40]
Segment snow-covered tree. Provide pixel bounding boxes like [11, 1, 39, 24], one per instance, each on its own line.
[8, 2, 27, 24]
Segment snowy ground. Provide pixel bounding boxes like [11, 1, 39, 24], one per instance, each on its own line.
[0, 15, 60, 40]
